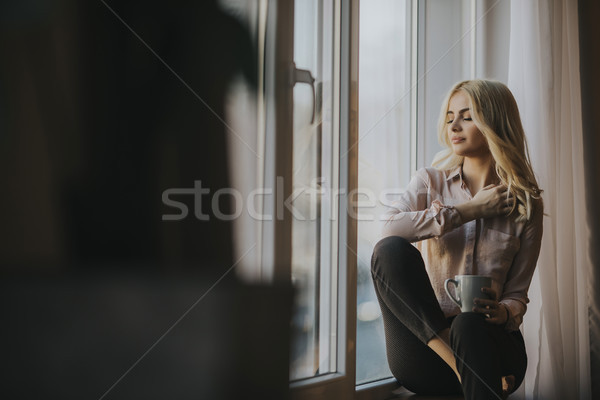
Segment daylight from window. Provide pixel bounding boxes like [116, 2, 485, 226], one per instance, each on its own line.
[356, 0, 412, 384]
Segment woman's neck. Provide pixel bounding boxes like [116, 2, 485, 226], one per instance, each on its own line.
[462, 155, 497, 195]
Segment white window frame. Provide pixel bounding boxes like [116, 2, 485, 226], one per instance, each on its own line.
[286, 1, 358, 398]
[259, 0, 358, 397]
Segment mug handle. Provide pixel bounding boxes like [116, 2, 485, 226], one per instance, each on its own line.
[444, 278, 461, 308]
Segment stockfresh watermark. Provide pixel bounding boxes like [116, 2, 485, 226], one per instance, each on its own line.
[160, 177, 431, 222]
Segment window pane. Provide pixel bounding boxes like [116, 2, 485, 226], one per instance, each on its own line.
[290, 0, 338, 381]
[356, 0, 412, 385]
[419, 0, 473, 165]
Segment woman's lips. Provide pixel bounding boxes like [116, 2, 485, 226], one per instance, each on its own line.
[451, 137, 465, 144]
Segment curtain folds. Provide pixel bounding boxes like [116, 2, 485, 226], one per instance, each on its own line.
[507, 0, 591, 398]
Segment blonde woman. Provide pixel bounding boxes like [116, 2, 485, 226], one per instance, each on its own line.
[371, 80, 543, 399]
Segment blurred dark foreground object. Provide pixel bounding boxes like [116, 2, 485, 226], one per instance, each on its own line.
[0, 0, 256, 274]
[0, 273, 291, 399]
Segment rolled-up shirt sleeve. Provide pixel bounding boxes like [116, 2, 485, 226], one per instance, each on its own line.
[499, 197, 544, 331]
[382, 169, 462, 242]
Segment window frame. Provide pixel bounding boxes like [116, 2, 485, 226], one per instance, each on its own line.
[260, 0, 356, 397]
[286, 0, 359, 398]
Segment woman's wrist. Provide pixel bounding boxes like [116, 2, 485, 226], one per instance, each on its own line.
[500, 303, 510, 326]
[454, 200, 480, 223]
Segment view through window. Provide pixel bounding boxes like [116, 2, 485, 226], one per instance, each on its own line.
[356, 0, 412, 384]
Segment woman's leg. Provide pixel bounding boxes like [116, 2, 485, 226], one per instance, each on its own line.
[450, 312, 527, 399]
[371, 236, 462, 395]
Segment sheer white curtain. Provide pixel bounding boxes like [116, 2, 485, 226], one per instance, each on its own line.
[507, 0, 591, 398]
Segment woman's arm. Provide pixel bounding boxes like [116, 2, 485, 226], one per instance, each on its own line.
[455, 184, 515, 222]
[382, 169, 515, 242]
[381, 169, 462, 242]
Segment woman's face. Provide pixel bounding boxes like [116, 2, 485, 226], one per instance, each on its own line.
[446, 91, 489, 158]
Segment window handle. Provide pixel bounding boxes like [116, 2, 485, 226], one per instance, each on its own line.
[291, 62, 316, 124]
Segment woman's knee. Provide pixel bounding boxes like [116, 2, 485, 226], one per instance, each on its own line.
[371, 236, 419, 277]
[449, 312, 487, 343]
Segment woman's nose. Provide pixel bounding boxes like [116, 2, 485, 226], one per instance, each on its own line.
[451, 120, 461, 131]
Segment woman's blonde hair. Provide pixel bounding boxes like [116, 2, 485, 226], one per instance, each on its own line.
[432, 79, 542, 221]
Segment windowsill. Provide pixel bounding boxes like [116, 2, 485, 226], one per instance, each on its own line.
[356, 378, 463, 400]
[355, 377, 400, 400]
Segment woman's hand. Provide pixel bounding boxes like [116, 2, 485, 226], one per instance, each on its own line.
[472, 287, 509, 325]
[454, 184, 515, 222]
[472, 184, 515, 219]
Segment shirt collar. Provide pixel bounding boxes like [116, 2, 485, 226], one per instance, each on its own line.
[446, 165, 463, 182]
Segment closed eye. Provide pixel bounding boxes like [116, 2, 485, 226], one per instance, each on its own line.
[447, 117, 472, 124]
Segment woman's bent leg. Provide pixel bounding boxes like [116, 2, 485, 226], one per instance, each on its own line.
[450, 312, 527, 399]
[371, 236, 462, 395]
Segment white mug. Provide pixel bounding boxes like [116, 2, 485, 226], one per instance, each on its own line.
[444, 275, 492, 313]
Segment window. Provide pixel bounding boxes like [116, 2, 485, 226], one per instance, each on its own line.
[289, 0, 339, 381]
[356, 0, 413, 385]
[225, 0, 512, 398]
[258, 0, 357, 397]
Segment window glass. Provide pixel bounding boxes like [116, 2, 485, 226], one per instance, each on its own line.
[290, 0, 339, 381]
[356, 0, 412, 385]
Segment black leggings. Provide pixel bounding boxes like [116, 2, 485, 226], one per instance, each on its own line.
[371, 236, 527, 399]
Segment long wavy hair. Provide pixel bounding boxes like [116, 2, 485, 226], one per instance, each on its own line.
[432, 79, 542, 221]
